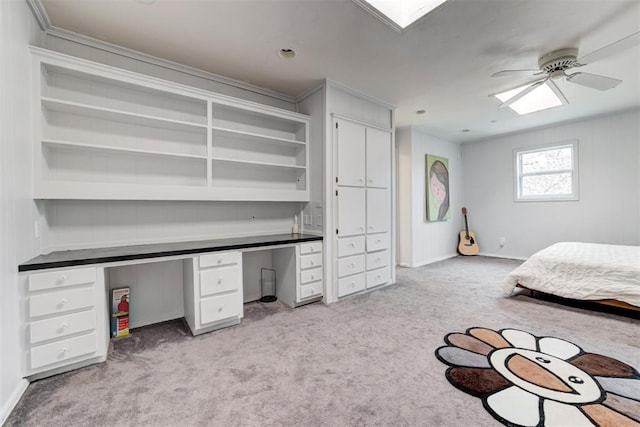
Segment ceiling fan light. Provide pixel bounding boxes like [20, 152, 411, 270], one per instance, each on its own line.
[493, 82, 566, 115]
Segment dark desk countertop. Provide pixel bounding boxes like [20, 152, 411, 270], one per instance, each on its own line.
[19, 233, 323, 272]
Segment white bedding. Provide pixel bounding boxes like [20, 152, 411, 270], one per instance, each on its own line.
[503, 242, 640, 308]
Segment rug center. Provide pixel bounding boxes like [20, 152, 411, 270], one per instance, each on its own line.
[490, 348, 602, 404]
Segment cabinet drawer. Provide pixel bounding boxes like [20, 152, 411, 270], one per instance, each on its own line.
[30, 332, 97, 370]
[200, 292, 242, 325]
[28, 267, 96, 292]
[200, 265, 240, 297]
[199, 251, 240, 269]
[300, 267, 322, 284]
[367, 250, 390, 271]
[300, 253, 322, 270]
[338, 274, 366, 297]
[366, 266, 391, 289]
[366, 233, 390, 252]
[29, 287, 95, 318]
[299, 282, 323, 301]
[337, 254, 366, 278]
[300, 241, 322, 255]
[30, 309, 96, 345]
[338, 236, 365, 258]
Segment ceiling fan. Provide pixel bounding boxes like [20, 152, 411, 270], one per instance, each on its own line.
[492, 31, 640, 108]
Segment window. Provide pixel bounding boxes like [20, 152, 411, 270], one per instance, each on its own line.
[514, 141, 578, 201]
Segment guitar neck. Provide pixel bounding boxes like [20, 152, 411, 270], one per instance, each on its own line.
[463, 214, 470, 239]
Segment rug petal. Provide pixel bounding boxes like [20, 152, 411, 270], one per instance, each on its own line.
[544, 399, 596, 426]
[581, 403, 640, 427]
[445, 333, 494, 355]
[447, 367, 510, 397]
[538, 336, 581, 360]
[436, 346, 491, 368]
[597, 377, 640, 402]
[485, 385, 541, 427]
[501, 329, 537, 350]
[468, 328, 511, 349]
[570, 353, 639, 378]
[603, 393, 640, 422]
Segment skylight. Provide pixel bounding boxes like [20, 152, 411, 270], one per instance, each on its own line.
[493, 82, 567, 115]
[354, 0, 448, 31]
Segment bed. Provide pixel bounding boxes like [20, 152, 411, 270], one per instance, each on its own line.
[503, 242, 640, 310]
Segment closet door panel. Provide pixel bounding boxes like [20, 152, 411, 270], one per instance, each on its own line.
[336, 120, 365, 187]
[366, 188, 390, 234]
[366, 128, 391, 188]
[337, 187, 365, 237]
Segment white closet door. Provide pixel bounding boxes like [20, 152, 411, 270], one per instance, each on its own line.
[366, 188, 390, 234]
[336, 120, 365, 187]
[338, 187, 366, 237]
[366, 128, 391, 188]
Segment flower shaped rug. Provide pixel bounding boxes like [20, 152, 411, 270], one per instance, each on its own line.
[435, 327, 640, 426]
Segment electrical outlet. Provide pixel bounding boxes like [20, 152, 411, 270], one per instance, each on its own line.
[315, 200, 322, 208]
[499, 237, 506, 247]
[316, 215, 322, 226]
[304, 215, 312, 225]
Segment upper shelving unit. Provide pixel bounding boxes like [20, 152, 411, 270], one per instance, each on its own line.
[31, 47, 310, 202]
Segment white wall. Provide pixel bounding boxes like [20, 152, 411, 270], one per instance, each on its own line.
[462, 109, 640, 259]
[396, 127, 462, 267]
[0, 0, 44, 422]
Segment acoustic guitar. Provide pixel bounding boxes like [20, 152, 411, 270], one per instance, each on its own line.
[458, 207, 479, 255]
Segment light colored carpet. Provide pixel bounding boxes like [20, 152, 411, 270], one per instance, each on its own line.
[6, 256, 640, 426]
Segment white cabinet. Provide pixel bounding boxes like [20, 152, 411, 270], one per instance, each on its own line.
[335, 118, 393, 297]
[31, 47, 310, 202]
[183, 251, 243, 335]
[24, 267, 108, 377]
[275, 241, 324, 307]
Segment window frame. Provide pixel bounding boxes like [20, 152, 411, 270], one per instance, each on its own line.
[513, 140, 579, 202]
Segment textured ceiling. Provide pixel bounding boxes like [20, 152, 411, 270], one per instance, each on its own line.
[40, 0, 640, 142]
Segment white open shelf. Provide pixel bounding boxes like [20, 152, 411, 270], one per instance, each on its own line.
[32, 47, 310, 202]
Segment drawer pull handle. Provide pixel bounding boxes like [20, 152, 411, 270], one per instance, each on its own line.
[61, 348, 68, 354]
[217, 277, 223, 284]
[349, 243, 355, 248]
[310, 274, 314, 279]
[61, 323, 68, 330]
[376, 258, 381, 262]
[368, 226, 374, 230]
[217, 259, 222, 264]
[349, 263, 355, 268]
[376, 239, 381, 243]
[350, 281, 355, 288]
[57, 275, 67, 284]
[359, 227, 364, 231]
[376, 275, 381, 279]
[310, 260, 314, 265]
[217, 305, 224, 313]
[60, 298, 68, 305]
[358, 178, 363, 182]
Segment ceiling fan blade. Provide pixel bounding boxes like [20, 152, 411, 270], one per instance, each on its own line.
[547, 79, 569, 105]
[566, 72, 622, 90]
[491, 69, 539, 77]
[499, 78, 548, 108]
[576, 31, 640, 65]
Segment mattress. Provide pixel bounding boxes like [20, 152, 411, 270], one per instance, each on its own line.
[503, 242, 640, 308]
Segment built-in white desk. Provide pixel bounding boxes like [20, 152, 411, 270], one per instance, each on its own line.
[18, 233, 323, 379]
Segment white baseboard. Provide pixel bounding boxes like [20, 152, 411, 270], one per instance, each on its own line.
[479, 252, 527, 261]
[1, 379, 29, 424]
[410, 253, 458, 268]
